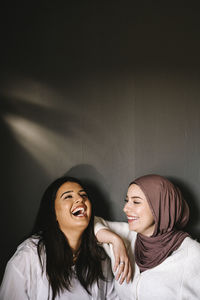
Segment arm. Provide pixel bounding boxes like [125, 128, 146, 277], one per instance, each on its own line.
[94, 216, 130, 240]
[95, 217, 132, 284]
[96, 228, 132, 284]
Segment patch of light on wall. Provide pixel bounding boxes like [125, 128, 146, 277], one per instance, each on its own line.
[1, 78, 59, 109]
[3, 114, 80, 176]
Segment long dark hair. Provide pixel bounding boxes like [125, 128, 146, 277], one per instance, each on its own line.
[31, 176, 106, 299]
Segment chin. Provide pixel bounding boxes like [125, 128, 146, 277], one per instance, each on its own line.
[128, 224, 136, 232]
[76, 218, 90, 226]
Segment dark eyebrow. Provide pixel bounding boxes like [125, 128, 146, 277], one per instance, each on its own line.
[60, 189, 86, 198]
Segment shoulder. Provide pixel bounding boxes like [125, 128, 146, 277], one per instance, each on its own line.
[180, 237, 200, 276]
[7, 237, 41, 273]
[182, 237, 200, 257]
[0, 237, 45, 299]
[13, 237, 39, 257]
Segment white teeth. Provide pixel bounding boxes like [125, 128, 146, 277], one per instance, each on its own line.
[72, 207, 85, 216]
[127, 216, 138, 220]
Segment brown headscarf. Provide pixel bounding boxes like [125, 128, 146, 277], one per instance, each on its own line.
[133, 174, 190, 272]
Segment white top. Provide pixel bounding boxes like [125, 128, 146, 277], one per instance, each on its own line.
[0, 237, 119, 300]
[94, 217, 200, 300]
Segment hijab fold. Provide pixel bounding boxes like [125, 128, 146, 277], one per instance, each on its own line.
[133, 174, 190, 272]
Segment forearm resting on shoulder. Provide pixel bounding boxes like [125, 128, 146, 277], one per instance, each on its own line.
[96, 228, 132, 284]
[96, 228, 121, 244]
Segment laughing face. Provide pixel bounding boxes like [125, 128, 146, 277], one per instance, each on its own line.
[123, 183, 155, 237]
[55, 181, 92, 235]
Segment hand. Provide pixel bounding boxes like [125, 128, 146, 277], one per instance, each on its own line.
[112, 236, 132, 284]
[96, 228, 132, 284]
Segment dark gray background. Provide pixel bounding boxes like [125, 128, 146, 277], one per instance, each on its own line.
[1, 1, 200, 281]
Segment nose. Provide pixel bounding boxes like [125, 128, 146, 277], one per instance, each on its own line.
[123, 203, 128, 214]
[74, 195, 84, 204]
[123, 201, 132, 214]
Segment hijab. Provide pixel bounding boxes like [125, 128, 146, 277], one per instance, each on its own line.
[133, 174, 190, 272]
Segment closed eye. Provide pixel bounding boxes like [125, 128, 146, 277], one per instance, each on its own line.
[64, 195, 73, 199]
[80, 193, 88, 199]
[124, 199, 141, 204]
[133, 201, 141, 204]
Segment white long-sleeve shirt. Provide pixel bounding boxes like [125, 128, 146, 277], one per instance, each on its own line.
[0, 237, 119, 300]
[94, 217, 200, 300]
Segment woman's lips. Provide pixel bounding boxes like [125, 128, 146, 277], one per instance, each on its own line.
[126, 215, 139, 222]
[71, 205, 87, 217]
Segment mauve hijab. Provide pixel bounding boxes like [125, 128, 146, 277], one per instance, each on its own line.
[132, 174, 190, 272]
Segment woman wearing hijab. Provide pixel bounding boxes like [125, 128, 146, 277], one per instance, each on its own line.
[94, 174, 200, 299]
[0, 176, 119, 300]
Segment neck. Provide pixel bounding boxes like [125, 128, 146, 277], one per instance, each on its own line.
[69, 236, 82, 253]
[62, 229, 83, 253]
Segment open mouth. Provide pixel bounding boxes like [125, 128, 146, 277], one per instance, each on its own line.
[127, 216, 138, 221]
[71, 206, 86, 217]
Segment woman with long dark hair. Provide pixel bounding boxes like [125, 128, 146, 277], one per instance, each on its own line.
[95, 174, 200, 299]
[0, 176, 119, 299]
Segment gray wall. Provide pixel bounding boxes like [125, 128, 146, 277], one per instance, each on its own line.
[1, 2, 200, 280]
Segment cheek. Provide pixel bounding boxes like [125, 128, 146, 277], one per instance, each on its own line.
[145, 210, 155, 224]
[55, 207, 63, 222]
[55, 202, 70, 218]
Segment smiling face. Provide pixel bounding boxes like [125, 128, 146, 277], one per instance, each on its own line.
[55, 181, 92, 236]
[123, 184, 155, 237]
